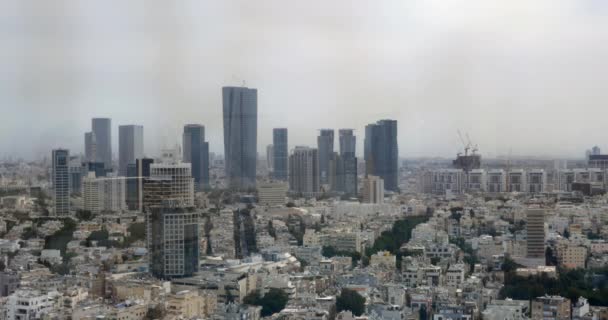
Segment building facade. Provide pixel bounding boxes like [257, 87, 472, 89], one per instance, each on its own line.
[317, 129, 335, 185]
[183, 124, 210, 191]
[148, 202, 200, 279]
[223, 86, 258, 190]
[52, 149, 70, 216]
[289, 147, 320, 198]
[118, 124, 144, 176]
[92, 117, 112, 169]
[273, 128, 288, 181]
[364, 120, 398, 192]
[362, 175, 384, 204]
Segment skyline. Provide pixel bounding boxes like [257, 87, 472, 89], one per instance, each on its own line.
[3, 0, 608, 160]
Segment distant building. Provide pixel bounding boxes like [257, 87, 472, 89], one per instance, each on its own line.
[134, 158, 154, 212]
[526, 169, 546, 194]
[331, 129, 358, 197]
[266, 144, 274, 172]
[289, 147, 320, 198]
[362, 175, 384, 204]
[588, 154, 608, 170]
[526, 209, 545, 260]
[364, 120, 398, 191]
[273, 128, 288, 181]
[183, 124, 210, 190]
[257, 182, 288, 207]
[223, 86, 257, 190]
[317, 129, 335, 185]
[83, 172, 127, 214]
[52, 149, 70, 216]
[531, 295, 570, 320]
[144, 159, 194, 211]
[118, 125, 144, 176]
[92, 118, 112, 168]
[148, 201, 200, 279]
[84, 131, 96, 162]
[508, 169, 526, 192]
[5, 290, 60, 320]
[487, 169, 507, 193]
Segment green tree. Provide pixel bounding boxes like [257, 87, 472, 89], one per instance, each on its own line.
[243, 289, 289, 317]
[336, 288, 366, 316]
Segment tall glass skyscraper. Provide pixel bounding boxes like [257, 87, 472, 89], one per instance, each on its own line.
[273, 128, 288, 181]
[364, 120, 398, 192]
[223, 86, 257, 190]
[52, 149, 70, 216]
[183, 124, 210, 190]
[92, 118, 112, 169]
[84, 131, 96, 162]
[339, 129, 358, 197]
[317, 129, 334, 184]
[118, 125, 144, 176]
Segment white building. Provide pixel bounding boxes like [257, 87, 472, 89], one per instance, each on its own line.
[83, 172, 127, 214]
[258, 182, 288, 207]
[149, 158, 195, 207]
[362, 175, 384, 204]
[5, 290, 60, 320]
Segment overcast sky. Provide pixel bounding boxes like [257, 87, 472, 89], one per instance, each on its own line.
[1, 0, 608, 161]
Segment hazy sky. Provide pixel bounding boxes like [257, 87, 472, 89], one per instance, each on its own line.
[2, 0, 608, 161]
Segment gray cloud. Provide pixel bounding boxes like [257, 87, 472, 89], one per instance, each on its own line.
[1, 0, 608, 160]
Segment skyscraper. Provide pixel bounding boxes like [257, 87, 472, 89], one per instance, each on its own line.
[364, 120, 398, 192]
[339, 129, 356, 157]
[289, 146, 319, 198]
[183, 124, 209, 191]
[148, 201, 200, 279]
[92, 118, 112, 169]
[339, 129, 358, 196]
[52, 149, 70, 216]
[84, 131, 96, 162]
[526, 208, 546, 260]
[118, 125, 144, 176]
[317, 129, 334, 185]
[273, 128, 288, 181]
[222, 86, 257, 190]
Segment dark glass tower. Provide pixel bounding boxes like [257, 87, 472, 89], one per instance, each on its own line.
[339, 129, 358, 197]
[364, 120, 398, 192]
[92, 118, 112, 169]
[317, 129, 335, 185]
[272, 128, 288, 181]
[223, 86, 257, 190]
[52, 149, 70, 216]
[118, 125, 144, 176]
[148, 201, 200, 279]
[183, 124, 210, 191]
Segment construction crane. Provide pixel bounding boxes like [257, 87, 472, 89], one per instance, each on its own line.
[457, 130, 470, 156]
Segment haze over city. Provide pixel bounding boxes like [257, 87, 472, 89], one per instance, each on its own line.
[2, 0, 608, 160]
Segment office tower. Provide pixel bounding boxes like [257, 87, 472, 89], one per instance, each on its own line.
[526, 209, 546, 260]
[92, 118, 112, 168]
[289, 146, 319, 197]
[135, 158, 154, 212]
[126, 163, 138, 210]
[364, 120, 398, 192]
[83, 172, 127, 214]
[258, 182, 288, 207]
[183, 124, 210, 191]
[266, 144, 274, 172]
[339, 129, 356, 157]
[273, 128, 288, 181]
[84, 131, 96, 162]
[339, 129, 358, 196]
[148, 200, 200, 279]
[68, 157, 84, 195]
[222, 86, 257, 190]
[144, 153, 194, 211]
[317, 129, 334, 185]
[362, 175, 384, 204]
[118, 125, 144, 176]
[52, 149, 70, 216]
